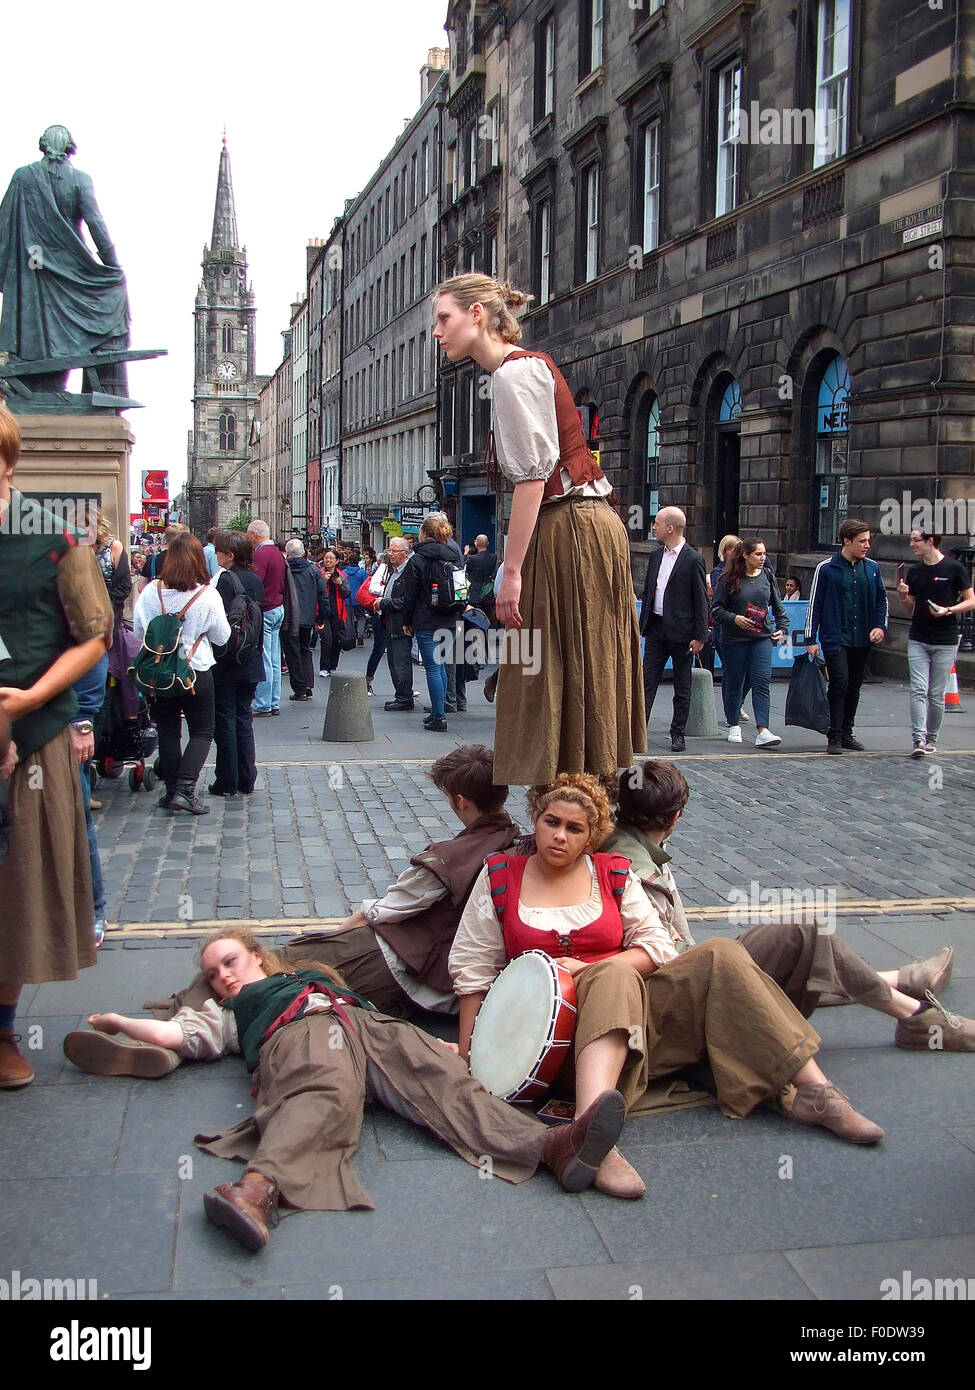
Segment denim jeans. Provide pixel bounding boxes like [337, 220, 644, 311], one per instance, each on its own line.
[366, 621, 388, 681]
[415, 628, 448, 719]
[714, 625, 750, 718]
[908, 639, 958, 742]
[444, 620, 467, 709]
[720, 640, 772, 729]
[824, 645, 871, 741]
[255, 605, 285, 711]
[79, 761, 105, 918]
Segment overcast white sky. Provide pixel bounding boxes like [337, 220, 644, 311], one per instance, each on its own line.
[2, 0, 449, 508]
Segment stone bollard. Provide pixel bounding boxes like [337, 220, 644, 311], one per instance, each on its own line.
[684, 663, 721, 737]
[322, 673, 374, 742]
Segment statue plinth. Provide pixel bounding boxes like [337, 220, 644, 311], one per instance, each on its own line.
[14, 414, 134, 543]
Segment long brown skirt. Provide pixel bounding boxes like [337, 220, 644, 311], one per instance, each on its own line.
[569, 940, 820, 1117]
[0, 726, 95, 984]
[494, 497, 647, 784]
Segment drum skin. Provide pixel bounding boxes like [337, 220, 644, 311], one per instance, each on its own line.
[469, 950, 578, 1104]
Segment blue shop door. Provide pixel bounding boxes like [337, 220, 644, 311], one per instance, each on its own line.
[459, 494, 496, 553]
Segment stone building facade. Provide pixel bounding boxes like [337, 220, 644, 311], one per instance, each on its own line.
[438, 4, 508, 548]
[490, 0, 972, 661]
[291, 296, 308, 535]
[340, 52, 449, 553]
[187, 139, 258, 534]
[318, 218, 345, 544]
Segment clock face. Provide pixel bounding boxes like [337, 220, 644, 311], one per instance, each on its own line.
[217, 361, 238, 380]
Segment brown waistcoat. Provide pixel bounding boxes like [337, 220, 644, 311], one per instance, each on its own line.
[495, 349, 606, 500]
[372, 813, 521, 994]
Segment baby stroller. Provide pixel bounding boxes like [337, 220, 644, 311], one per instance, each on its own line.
[91, 623, 159, 794]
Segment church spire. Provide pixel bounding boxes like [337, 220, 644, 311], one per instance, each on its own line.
[209, 136, 239, 252]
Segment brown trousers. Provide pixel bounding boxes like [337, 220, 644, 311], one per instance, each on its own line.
[195, 1010, 548, 1211]
[736, 922, 893, 1017]
[568, 939, 820, 1118]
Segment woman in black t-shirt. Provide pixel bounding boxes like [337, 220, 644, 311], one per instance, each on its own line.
[897, 528, 975, 757]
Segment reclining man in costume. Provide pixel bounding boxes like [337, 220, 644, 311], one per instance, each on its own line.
[63, 744, 518, 1080]
[64, 926, 627, 1252]
[603, 759, 973, 1057]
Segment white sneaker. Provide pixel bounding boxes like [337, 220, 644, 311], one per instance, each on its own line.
[755, 729, 781, 747]
[727, 725, 742, 743]
[739, 710, 750, 723]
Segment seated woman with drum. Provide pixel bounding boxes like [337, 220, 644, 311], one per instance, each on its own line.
[449, 773, 885, 1201]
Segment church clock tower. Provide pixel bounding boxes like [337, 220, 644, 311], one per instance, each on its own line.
[187, 138, 257, 532]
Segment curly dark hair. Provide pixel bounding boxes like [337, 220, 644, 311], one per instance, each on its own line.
[526, 773, 614, 848]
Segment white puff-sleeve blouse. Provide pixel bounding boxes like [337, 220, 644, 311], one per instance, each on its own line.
[491, 355, 612, 503]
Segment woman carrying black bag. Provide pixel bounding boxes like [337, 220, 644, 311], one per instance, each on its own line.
[316, 549, 351, 678]
[210, 531, 264, 798]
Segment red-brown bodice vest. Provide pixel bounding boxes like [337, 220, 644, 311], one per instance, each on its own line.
[484, 851, 630, 962]
[495, 349, 607, 500]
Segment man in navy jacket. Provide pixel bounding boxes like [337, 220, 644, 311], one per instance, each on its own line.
[805, 518, 888, 753]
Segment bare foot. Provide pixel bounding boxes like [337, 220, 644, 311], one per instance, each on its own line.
[88, 1013, 123, 1034]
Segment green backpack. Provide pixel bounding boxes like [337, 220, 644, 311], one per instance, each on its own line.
[130, 582, 207, 699]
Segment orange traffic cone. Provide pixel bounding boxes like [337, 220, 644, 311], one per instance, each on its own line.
[945, 663, 963, 713]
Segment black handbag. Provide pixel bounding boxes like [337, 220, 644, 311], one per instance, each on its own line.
[785, 654, 830, 735]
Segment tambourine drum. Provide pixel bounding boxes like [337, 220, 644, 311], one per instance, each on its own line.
[469, 950, 578, 1104]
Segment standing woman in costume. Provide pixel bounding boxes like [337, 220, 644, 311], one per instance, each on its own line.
[0, 405, 113, 1088]
[432, 275, 646, 784]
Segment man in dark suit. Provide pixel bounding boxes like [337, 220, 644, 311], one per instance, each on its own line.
[640, 506, 709, 753]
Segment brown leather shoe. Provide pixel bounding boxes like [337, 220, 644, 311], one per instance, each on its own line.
[792, 1083, 884, 1144]
[897, 947, 954, 1002]
[593, 1146, 646, 1200]
[0, 1030, 34, 1089]
[63, 1030, 181, 1078]
[542, 1090, 625, 1192]
[203, 1171, 279, 1251]
[895, 992, 975, 1052]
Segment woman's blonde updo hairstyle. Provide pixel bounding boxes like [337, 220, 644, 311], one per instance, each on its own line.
[527, 773, 615, 850]
[437, 274, 534, 345]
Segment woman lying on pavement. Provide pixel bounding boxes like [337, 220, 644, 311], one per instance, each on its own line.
[602, 759, 973, 1056]
[62, 927, 626, 1252]
[449, 773, 887, 1203]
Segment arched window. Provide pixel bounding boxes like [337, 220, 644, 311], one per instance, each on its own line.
[637, 393, 660, 539]
[221, 324, 233, 354]
[812, 354, 850, 547]
[219, 412, 237, 452]
[706, 372, 743, 550]
[718, 377, 742, 422]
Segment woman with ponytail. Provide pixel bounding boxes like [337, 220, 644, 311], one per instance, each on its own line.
[433, 275, 646, 783]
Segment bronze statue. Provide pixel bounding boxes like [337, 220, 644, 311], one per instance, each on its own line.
[0, 126, 163, 411]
